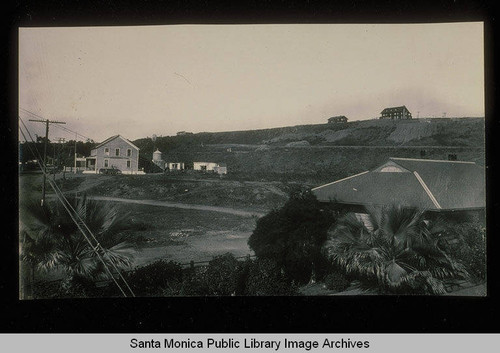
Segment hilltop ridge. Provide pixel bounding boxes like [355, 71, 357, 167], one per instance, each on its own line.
[134, 117, 484, 154]
[131, 117, 485, 184]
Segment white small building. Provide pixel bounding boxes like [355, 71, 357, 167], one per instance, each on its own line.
[167, 162, 185, 171]
[214, 163, 227, 175]
[194, 162, 227, 175]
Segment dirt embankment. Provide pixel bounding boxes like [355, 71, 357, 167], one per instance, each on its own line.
[55, 174, 294, 213]
[135, 118, 484, 157]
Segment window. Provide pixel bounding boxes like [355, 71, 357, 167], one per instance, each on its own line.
[380, 166, 404, 173]
[104, 159, 109, 168]
[127, 160, 131, 168]
[115, 148, 120, 156]
[104, 148, 109, 155]
[127, 149, 132, 157]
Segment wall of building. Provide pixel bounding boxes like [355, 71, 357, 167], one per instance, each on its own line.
[213, 166, 227, 175]
[193, 162, 219, 171]
[92, 137, 139, 173]
[168, 162, 185, 170]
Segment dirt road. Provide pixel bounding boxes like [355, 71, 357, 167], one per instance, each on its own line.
[88, 195, 265, 218]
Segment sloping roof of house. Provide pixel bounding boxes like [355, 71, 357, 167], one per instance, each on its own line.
[381, 106, 410, 114]
[93, 135, 140, 150]
[311, 157, 485, 211]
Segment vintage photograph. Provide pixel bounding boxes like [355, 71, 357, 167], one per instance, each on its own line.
[18, 23, 485, 299]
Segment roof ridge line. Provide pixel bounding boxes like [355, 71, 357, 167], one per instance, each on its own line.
[413, 171, 442, 209]
[390, 157, 475, 164]
[94, 135, 140, 151]
[311, 170, 369, 191]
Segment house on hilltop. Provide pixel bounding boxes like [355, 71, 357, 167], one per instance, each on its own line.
[380, 106, 412, 120]
[328, 116, 348, 124]
[311, 157, 485, 219]
[84, 135, 144, 174]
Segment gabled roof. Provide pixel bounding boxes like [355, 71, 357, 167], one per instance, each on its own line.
[312, 157, 485, 211]
[93, 135, 140, 150]
[381, 105, 410, 114]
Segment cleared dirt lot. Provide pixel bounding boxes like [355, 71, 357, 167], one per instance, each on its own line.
[116, 203, 257, 267]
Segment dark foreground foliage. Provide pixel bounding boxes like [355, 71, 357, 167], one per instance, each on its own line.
[124, 260, 183, 297]
[322, 270, 351, 292]
[442, 221, 486, 283]
[248, 191, 336, 284]
[33, 253, 299, 298]
[322, 205, 481, 295]
[20, 195, 137, 299]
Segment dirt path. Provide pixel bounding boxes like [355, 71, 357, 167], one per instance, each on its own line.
[88, 195, 265, 218]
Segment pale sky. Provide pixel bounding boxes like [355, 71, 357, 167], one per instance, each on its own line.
[19, 23, 484, 142]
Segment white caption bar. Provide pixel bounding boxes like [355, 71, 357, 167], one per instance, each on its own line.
[1, 334, 499, 353]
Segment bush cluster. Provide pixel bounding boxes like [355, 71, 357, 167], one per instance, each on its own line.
[323, 270, 351, 292]
[34, 253, 299, 298]
[180, 254, 298, 296]
[248, 191, 336, 284]
[124, 260, 183, 297]
[442, 221, 486, 283]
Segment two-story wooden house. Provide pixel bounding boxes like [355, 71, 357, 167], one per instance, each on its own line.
[380, 106, 412, 120]
[84, 135, 144, 174]
[328, 115, 348, 123]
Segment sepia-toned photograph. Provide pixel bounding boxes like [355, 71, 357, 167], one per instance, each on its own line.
[18, 22, 485, 299]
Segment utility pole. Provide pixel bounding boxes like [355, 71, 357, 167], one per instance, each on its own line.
[74, 133, 77, 174]
[29, 119, 66, 206]
[56, 138, 65, 176]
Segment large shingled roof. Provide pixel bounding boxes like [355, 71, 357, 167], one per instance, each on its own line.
[380, 106, 410, 114]
[311, 157, 485, 211]
[93, 135, 140, 150]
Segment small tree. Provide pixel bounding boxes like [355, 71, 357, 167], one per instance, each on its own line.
[248, 191, 336, 284]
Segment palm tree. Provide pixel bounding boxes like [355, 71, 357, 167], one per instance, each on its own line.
[20, 195, 135, 297]
[322, 205, 468, 295]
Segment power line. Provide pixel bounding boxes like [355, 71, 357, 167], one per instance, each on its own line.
[52, 123, 93, 142]
[28, 117, 66, 206]
[19, 117, 135, 298]
[20, 107, 94, 141]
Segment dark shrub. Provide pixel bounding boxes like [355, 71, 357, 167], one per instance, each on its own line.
[32, 280, 63, 299]
[179, 269, 211, 296]
[443, 222, 486, 283]
[204, 253, 244, 296]
[244, 258, 297, 296]
[323, 271, 351, 292]
[125, 260, 183, 296]
[59, 275, 99, 298]
[248, 191, 336, 284]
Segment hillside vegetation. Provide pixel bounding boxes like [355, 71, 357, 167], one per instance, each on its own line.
[131, 117, 485, 184]
[134, 117, 484, 155]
